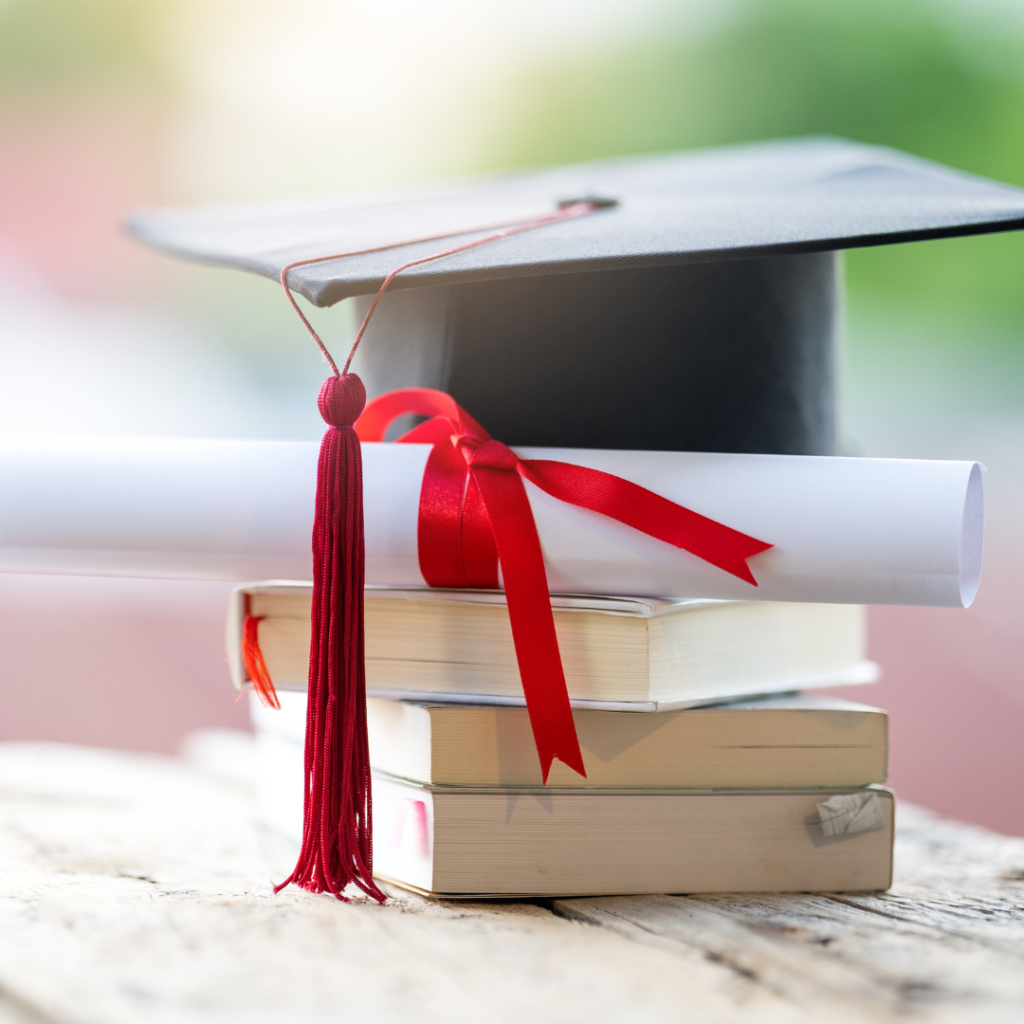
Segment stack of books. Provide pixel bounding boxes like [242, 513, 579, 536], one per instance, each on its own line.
[233, 584, 893, 898]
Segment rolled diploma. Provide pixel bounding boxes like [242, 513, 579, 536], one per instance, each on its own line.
[0, 435, 983, 607]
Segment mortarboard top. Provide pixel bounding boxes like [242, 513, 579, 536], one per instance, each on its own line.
[131, 137, 1024, 306]
[130, 137, 1024, 456]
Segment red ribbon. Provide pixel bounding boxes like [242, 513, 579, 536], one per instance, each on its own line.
[355, 388, 773, 782]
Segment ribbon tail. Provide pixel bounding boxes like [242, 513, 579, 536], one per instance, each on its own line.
[241, 612, 280, 710]
[470, 464, 586, 782]
[519, 460, 772, 585]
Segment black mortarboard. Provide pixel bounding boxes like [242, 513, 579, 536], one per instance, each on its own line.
[131, 137, 1024, 456]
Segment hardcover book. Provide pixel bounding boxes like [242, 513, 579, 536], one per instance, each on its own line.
[231, 584, 876, 709]
[253, 692, 888, 790]
[370, 773, 894, 897]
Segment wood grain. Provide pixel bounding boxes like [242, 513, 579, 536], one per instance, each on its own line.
[0, 742, 1021, 1023]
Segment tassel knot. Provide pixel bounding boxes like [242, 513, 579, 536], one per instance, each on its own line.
[318, 373, 366, 428]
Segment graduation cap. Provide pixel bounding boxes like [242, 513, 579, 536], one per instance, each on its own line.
[131, 136, 1024, 457]
[130, 136, 1024, 904]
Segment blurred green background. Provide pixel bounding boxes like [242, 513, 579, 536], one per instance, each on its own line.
[0, 0, 1023, 832]
[497, 0, 1024, 333]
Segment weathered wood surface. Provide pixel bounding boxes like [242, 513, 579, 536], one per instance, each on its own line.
[1, 740, 1023, 1024]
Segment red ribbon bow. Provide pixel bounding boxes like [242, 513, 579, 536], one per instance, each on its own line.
[356, 388, 772, 782]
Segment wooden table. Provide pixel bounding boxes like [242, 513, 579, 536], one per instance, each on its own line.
[1, 740, 1023, 1024]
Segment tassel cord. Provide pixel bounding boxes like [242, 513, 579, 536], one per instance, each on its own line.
[279, 200, 602, 378]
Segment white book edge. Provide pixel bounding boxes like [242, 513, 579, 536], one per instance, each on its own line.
[371, 771, 894, 798]
[362, 660, 879, 712]
[226, 580, 874, 704]
[226, 580, 730, 691]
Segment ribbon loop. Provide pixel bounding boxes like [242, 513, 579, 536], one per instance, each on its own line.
[355, 388, 772, 781]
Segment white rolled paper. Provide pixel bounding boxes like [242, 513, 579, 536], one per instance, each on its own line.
[0, 434, 983, 607]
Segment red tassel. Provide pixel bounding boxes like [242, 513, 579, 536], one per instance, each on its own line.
[241, 608, 281, 710]
[275, 373, 386, 903]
